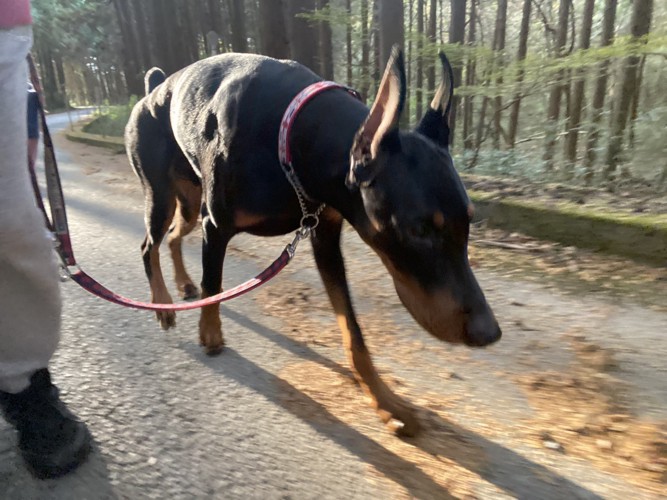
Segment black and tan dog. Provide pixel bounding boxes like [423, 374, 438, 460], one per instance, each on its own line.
[125, 48, 501, 435]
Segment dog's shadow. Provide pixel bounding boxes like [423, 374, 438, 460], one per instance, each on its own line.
[184, 306, 602, 500]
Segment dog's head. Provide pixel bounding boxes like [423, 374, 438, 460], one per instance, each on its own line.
[347, 47, 501, 347]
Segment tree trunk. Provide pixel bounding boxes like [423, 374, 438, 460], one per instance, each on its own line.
[258, 0, 290, 59]
[507, 0, 531, 148]
[149, 0, 178, 74]
[345, 0, 353, 86]
[448, 0, 466, 148]
[371, 0, 381, 96]
[463, 0, 477, 150]
[378, 0, 404, 68]
[563, 0, 595, 175]
[287, 0, 319, 72]
[229, 0, 248, 52]
[628, 55, 646, 149]
[542, 0, 570, 172]
[426, 0, 437, 93]
[181, 1, 200, 63]
[112, 0, 143, 95]
[207, 0, 224, 34]
[492, 0, 507, 149]
[360, 0, 371, 100]
[604, 0, 653, 178]
[583, 0, 617, 184]
[415, 0, 424, 122]
[406, 0, 414, 123]
[318, 0, 334, 79]
[132, 1, 154, 70]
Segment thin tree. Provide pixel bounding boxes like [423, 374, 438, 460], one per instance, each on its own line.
[371, 0, 381, 96]
[563, 0, 595, 176]
[360, 0, 371, 100]
[604, 0, 654, 178]
[463, 0, 477, 150]
[542, 0, 570, 172]
[583, 0, 617, 183]
[491, 0, 507, 149]
[507, 0, 531, 149]
[628, 55, 646, 149]
[426, 0, 437, 94]
[318, 0, 334, 79]
[415, 0, 424, 122]
[448, 0, 466, 147]
[345, 0, 353, 86]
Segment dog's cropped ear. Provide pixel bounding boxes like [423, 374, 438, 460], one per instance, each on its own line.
[416, 51, 454, 149]
[348, 45, 406, 188]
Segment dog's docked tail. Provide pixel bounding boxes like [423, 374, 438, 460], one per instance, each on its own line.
[144, 67, 166, 95]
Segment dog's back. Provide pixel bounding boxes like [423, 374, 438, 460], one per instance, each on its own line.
[169, 54, 322, 169]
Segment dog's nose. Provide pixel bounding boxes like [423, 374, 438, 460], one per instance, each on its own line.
[464, 313, 502, 347]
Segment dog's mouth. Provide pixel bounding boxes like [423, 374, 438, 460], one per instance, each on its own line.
[393, 277, 467, 344]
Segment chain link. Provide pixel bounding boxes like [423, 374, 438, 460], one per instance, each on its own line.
[281, 162, 325, 233]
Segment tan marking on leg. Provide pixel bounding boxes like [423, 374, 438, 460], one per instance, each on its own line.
[149, 246, 176, 329]
[334, 310, 419, 436]
[168, 179, 201, 299]
[198, 301, 223, 355]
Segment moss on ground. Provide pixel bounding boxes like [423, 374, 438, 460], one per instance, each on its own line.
[470, 191, 667, 265]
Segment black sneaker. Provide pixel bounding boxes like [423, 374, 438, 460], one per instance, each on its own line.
[0, 369, 92, 479]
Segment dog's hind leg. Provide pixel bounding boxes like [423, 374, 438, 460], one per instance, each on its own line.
[311, 209, 420, 437]
[198, 210, 234, 355]
[129, 128, 179, 328]
[168, 176, 202, 300]
[141, 186, 178, 329]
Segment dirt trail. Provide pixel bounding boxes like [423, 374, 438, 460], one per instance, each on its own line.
[58, 135, 666, 499]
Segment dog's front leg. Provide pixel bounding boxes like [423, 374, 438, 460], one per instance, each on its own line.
[198, 214, 233, 355]
[311, 211, 420, 436]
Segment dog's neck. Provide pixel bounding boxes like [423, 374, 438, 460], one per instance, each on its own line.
[287, 91, 371, 228]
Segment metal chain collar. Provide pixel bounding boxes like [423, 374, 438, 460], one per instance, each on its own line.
[280, 162, 325, 238]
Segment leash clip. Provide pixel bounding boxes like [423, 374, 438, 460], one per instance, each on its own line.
[285, 224, 317, 259]
[52, 234, 79, 282]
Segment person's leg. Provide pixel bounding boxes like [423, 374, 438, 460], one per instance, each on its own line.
[0, 26, 91, 479]
[0, 26, 60, 394]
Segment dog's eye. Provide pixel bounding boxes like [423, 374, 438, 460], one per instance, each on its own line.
[408, 221, 436, 240]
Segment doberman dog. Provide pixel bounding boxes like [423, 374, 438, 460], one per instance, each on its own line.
[125, 47, 501, 436]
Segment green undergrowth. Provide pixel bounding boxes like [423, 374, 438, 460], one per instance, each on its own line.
[81, 98, 137, 138]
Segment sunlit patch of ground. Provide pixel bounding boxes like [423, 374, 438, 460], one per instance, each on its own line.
[515, 332, 666, 493]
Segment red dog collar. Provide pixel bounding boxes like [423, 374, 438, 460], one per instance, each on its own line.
[279, 81, 361, 167]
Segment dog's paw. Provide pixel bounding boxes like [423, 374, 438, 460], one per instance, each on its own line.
[204, 341, 224, 356]
[376, 396, 420, 437]
[156, 310, 176, 330]
[199, 324, 224, 356]
[181, 284, 199, 301]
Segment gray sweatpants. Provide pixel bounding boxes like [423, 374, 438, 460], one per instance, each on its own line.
[0, 26, 61, 394]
